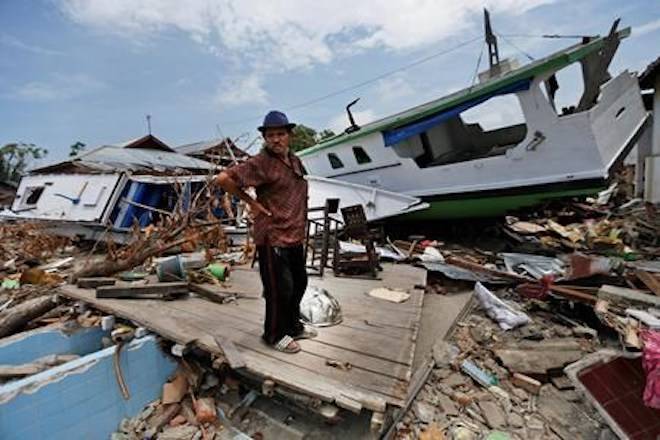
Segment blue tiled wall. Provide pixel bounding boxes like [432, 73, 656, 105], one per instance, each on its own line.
[0, 325, 107, 365]
[0, 336, 177, 440]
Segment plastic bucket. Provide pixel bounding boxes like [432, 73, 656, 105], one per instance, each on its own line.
[157, 256, 187, 282]
[206, 263, 230, 281]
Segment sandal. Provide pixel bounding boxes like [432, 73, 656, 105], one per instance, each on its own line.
[293, 325, 318, 340]
[273, 335, 301, 353]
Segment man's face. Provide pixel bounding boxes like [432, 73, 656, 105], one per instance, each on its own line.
[263, 127, 290, 156]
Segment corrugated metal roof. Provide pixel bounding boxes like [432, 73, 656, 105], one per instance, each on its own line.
[31, 146, 216, 174]
[80, 146, 215, 170]
[175, 139, 221, 155]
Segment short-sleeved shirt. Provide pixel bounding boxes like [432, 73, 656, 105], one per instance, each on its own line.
[224, 148, 308, 247]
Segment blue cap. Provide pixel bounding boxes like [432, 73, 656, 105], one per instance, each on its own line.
[258, 110, 296, 133]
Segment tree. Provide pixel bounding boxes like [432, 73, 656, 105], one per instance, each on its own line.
[0, 143, 48, 183]
[289, 124, 318, 153]
[318, 129, 336, 141]
[69, 141, 86, 157]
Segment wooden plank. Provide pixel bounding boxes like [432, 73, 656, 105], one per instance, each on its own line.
[96, 282, 189, 299]
[213, 335, 246, 369]
[76, 277, 116, 289]
[189, 283, 232, 304]
[161, 299, 413, 386]
[171, 298, 415, 366]
[58, 285, 406, 407]
[636, 270, 660, 296]
[57, 264, 427, 409]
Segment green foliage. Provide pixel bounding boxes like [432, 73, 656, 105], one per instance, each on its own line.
[318, 129, 336, 141]
[289, 124, 318, 153]
[262, 125, 338, 153]
[69, 141, 86, 157]
[0, 142, 48, 183]
[288, 125, 336, 152]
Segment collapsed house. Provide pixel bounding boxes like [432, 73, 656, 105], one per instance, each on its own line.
[0, 135, 216, 242]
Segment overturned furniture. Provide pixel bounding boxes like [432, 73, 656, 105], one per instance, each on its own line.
[332, 204, 381, 278]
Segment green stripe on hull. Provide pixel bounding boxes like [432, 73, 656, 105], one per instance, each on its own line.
[401, 186, 603, 220]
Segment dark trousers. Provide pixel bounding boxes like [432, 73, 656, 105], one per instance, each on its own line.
[257, 244, 308, 345]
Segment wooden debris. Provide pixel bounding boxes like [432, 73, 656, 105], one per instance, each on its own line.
[0, 295, 58, 338]
[145, 403, 181, 438]
[162, 372, 189, 404]
[511, 372, 542, 395]
[96, 282, 189, 299]
[635, 270, 660, 296]
[0, 364, 43, 379]
[189, 283, 232, 304]
[213, 335, 246, 369]
[76, 277, 116, 289]
[598, 284, 660, 308]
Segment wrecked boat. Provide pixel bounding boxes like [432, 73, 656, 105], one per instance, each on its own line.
[299, 20, 649, 219]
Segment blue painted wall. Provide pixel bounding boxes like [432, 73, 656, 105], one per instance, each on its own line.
[0, 336, 177, 440]
[0, 325, 107, 365]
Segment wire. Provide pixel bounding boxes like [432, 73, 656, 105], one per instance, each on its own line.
[469, 42, 486, 87]
[499, 33, 590, 39]
[220, 35, 482, 126]
[497, 32, 535, 61]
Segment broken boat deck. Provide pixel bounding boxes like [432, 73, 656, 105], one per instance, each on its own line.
[59, 263, 427, 413]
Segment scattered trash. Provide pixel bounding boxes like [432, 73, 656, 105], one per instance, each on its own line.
[206, 263, 230, 281]
[474, 282, 530, 330]
[460, 359, 498, 387]
[299, 286, 342, 327]
[367, 287, 410, 303]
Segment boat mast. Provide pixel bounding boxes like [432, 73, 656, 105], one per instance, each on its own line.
[484, 9, 500, 69]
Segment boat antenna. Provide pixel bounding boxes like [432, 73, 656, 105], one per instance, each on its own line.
[146, 114, 152, 135]
[345, 98, 361, 134]
[484, 8, 500, 69]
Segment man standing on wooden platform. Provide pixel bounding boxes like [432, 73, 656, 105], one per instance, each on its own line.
[216, 111, 317, 353]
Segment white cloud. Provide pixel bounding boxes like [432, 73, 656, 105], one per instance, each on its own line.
[214, 74, 268, 107]
[634, 18, 660, 38]
[328, 109, 377, 134]
[13, 73, 105, 101]
[0, 34, 64, 56]
[374, 74, 416, 103]
[59, 0, 555, 72]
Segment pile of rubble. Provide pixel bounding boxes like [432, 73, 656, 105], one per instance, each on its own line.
[390, 188, 660, 439]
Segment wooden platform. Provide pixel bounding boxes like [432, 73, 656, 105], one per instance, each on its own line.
[59, 264, 427, 414]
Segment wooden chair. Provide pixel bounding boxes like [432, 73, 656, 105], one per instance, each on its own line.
[332, 204, 380, 278]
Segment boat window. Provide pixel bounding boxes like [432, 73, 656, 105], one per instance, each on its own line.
[24, 186, 45, 205]
[390, 93, 528, 168]
[352, 146, 372, 165]
[549, 62, 585, 115]
[328, 153, 344, 169]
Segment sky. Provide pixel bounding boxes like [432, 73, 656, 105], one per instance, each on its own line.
[1, 0, 659, 164]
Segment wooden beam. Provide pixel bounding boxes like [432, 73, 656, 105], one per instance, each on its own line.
[77, 277, 116, 289]
[96, 282, 189, 299]
[636, 270, 660, 296]
[213, 335, 246, 369]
